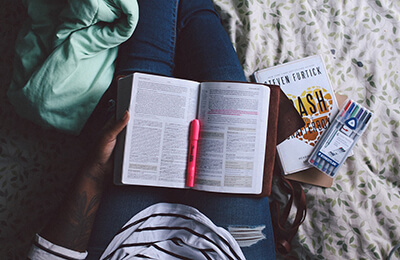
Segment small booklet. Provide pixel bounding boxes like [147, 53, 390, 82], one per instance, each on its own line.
[114, 73, 275, 195]
[254, 55, 339, 175]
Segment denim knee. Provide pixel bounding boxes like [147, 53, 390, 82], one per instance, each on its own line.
[177, 0, 221, 33]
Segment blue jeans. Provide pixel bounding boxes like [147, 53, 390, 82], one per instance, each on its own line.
[88, 0, 276, 259]
[115, 0, 245, 82]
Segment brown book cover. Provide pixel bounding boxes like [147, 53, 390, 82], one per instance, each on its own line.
[259, 87, 305, 196]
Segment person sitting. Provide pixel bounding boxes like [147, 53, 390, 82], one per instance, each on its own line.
[28, 0, 276, 259]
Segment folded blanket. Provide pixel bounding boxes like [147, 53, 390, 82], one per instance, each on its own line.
[8, 0, 139, 134]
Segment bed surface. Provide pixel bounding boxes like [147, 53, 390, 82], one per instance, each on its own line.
[213, 1, 400, 259]
[1, 0, 399, 259]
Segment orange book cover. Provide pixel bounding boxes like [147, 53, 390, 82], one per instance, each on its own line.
[254, 55, 339, 175]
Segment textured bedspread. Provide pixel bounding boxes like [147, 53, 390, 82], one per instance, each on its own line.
[1, 0, 400, 259]
[212, 0, 400, 259]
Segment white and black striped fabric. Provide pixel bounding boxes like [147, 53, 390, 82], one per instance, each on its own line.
[28, 203, 245, 260]
[100, 203, 245, 260]
[28, 235, 88, 260]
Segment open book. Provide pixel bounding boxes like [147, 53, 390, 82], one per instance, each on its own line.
[114, 73, 276, 195]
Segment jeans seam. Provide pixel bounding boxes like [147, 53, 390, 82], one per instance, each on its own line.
[168, 0, 179, 75]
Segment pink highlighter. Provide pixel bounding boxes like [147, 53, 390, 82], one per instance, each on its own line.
[186, 119, 200, 187]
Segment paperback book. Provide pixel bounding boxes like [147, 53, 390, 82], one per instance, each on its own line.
[254, 55, 339, 175]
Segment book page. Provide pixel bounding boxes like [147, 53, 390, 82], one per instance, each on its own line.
[195, 82, 270, 194]
[121, 73, 199, 188]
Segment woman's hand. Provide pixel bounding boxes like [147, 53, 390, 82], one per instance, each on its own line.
[40, 111, 130, 252]
[86, 111, 130, 181]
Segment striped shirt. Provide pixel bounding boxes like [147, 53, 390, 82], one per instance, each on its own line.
[28, 203, 246, 260]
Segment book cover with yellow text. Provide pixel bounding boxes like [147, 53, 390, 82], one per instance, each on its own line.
[254, 55, 339, 175]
